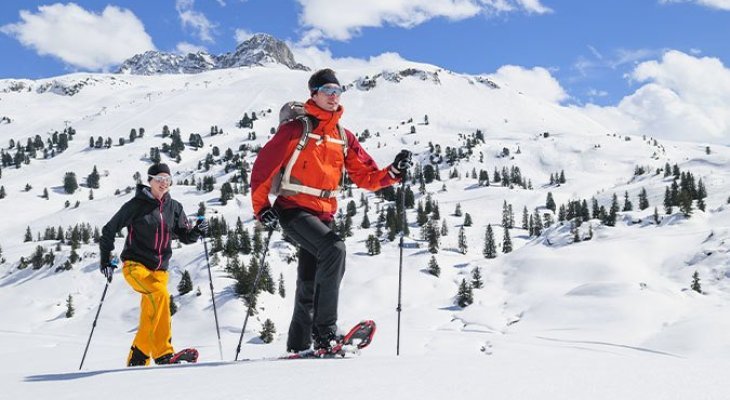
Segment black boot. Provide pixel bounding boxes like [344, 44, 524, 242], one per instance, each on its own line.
[127, 346, 149, 367]
[154, 353, 173, 365]
[312, 328, 343, 353]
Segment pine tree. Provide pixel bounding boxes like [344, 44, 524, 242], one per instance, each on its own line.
[691, 271, 702, 294]
[638, 187, 650, 210]
[679, 190, 693, 217]
[440, 219, 449, 236]
[653, 206, 660, 224]
[483, 224, 496, 259]
[471, 267, 484, 289]
[65, 294, 74, 318]
[361, 212, 371, 229]
[664, 187, 673, 215]
[366, 235, 381, 255]
[427, 220, 440, 254]
[522, 206, 529, 229]
[606, 193, 619, 226]
[427, 256, 440, 277]
[458, 227, 468, 254]
[454, 203, 462, 217]
[502, 226, 513, 253]
[456, 278, 474, 307]
[24, 226, 32, 242]
[170, 295, 178, 316]
[87, 165, 100, 189]
[545, 192, 556, 212]
[178, 270, 193, 295]
[260, 319, 276, 343]
[278, 273, 286, 298]
[463, 213, 473, 227]
[623, 191, 633, 212]
[63, 172, 78, 194]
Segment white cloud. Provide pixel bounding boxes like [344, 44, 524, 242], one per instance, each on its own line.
[582, 51, 730, 144]
[175, 42, 208, 54]
[176, 0, 216, 43]
[659, 0, 730, 11]
[487, 65, 569, 103]
[290, 44, 411, 71]
[295, 0, 551, 44]
[234, 29, 254, 44]
[0, 3, 154, 71]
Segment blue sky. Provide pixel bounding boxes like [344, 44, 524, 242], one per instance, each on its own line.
[0, 0, 729, 109]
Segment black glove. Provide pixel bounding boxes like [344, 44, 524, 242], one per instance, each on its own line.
[99, 256, 118, 283]
[194, 218, 209, 237]
[390, 150, 413, 176]
[258, 207, 279, 229]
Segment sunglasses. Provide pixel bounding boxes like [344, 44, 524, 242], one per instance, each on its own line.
[316, 86, 343, 96]
[149, 175, 172, 184]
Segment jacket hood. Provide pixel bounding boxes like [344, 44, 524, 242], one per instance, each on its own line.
[135, 184, 169, 204]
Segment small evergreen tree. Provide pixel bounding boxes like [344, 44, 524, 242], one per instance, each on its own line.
[638, 187, 650, 210]
[679, 190, 693, 217]
[178, 270, 193, 295]
[278, 273, 286, 298]
[463, 213, 473, 227]
[483, 224, 496, 259]
[63, 172, 79, 194]
[65, 294, 75, 318]
[691, 271, 702, 294]
[502, 226, 513, 253]
[427, 256, 440, 277]
[545, 192, 556, 212]
[471, 267, 483, 289]
[456, 278, 474, 307]
[260, 319, 276, 343]
[170, 295, 178, 316]
[87, 166, 101, 189]
[623, 191, 633, 212]
[458, 227, 468, 254]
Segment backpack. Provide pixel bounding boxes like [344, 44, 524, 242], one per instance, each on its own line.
[269, 102, 348, 198]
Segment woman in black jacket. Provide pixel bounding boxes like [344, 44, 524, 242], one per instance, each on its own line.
[99, 163, 207, 366]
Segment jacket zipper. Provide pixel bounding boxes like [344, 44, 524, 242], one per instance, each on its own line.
[157, 199, 165, 270]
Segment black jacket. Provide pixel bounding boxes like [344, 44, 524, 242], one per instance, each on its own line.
[100, 184, 200, 271]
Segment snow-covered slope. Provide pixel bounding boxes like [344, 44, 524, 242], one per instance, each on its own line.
[2, 55, 730, 399]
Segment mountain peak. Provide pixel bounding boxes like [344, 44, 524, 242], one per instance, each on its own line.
[116, 33, 308, 75]
[220, 33, 308, 71]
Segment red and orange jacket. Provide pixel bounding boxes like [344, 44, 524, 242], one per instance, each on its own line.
[251, 100, 400, 222]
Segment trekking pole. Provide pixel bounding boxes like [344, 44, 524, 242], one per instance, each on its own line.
[198, 216, 223, 361]
[234, 227, 274, 361]
[79, 258, 118, 370]
[396, 176, 407, 356]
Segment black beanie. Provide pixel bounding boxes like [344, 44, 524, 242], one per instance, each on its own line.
[148, 163, 171, 178]
[308, 68, 340, 95]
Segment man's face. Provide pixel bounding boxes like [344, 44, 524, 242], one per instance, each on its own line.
[312, 84, 342, 112]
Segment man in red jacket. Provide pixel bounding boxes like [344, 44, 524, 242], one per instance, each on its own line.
[251, 68, 412, 353]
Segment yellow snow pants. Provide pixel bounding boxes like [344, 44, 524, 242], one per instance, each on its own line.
[123, 261, 174, 365]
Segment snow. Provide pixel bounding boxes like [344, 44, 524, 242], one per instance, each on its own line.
[2, 60, 730, 399]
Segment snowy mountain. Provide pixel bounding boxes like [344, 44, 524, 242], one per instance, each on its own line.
[2, 50, 730, 399]
[116, 33, 308, 75]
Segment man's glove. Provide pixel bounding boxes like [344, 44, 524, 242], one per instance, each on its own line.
[258, 207, 279, 229]
[390, 149, 413, 177]
[99, 256, 118, 283]
[194, 218, 209, 237]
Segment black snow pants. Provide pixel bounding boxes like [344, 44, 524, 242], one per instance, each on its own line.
[278, 208, 346, 352]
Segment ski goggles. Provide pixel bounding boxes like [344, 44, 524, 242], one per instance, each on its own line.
[315, 86, 343, 96]
[148, 174, 172, 184]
